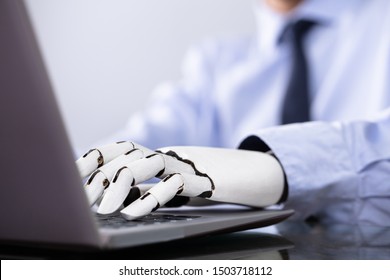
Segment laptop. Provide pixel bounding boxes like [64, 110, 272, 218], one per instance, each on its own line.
[0, 0, 293, 250]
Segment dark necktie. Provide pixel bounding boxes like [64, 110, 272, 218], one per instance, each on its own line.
[280, 20, 316, 124]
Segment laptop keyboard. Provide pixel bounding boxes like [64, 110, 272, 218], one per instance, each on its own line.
[95, 213, 201, 229]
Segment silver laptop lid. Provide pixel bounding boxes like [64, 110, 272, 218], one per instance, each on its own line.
[0, 0, 100, 247]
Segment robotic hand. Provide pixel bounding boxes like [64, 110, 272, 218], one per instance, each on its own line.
[76, 141, 285, 220]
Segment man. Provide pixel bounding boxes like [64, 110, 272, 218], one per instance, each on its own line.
[80, 0, 390, 225]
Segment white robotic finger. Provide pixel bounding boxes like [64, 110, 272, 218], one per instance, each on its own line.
[76, 141, 135, 178]
[96, 154, 165, 214]
[120, 174, 183, 220]
[125, 154, 165, 184]
[83, 149, 144, 206]
[84, 170, 108, 205]
[97, 148, 144, 181]
[97, 167, 135, 214]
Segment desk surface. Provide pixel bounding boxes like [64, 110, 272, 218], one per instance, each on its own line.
[1, 221, 390, 259]
[277, 221, 390, 259]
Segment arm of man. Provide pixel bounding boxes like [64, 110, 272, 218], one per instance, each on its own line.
[239, 108, 390, 225]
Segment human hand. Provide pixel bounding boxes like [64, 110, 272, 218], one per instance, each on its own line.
[76, 141, 285, 220]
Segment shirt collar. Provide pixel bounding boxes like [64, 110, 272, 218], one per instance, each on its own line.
[254, 0, 361, 53]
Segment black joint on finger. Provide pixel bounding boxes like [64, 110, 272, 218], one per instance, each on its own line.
[123, 187, 141, 207]
[162, 173, 178, 182]
[125, 148, 138, 156]
[145, 154, 158, 159]
[131, 178, 135, 186]
[82, 149, 95, 158]
[87, 170, 100, 185]
[103, 179, 110, 188]
[152, 202, 160, 212]
[156, 168, 165, 177]
[140, 192, 151, 200]
[176, 184, 184, 195]
[198, 191, 213, 198]
[96, 149, 104, 167]
[116, 141, 127, 144]
[113, 166, 128, 183]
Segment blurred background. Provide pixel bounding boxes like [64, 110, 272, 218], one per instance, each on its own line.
[25, 0, 255, 152]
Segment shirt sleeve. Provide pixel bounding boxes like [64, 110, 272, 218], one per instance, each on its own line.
[240, 108, 390, 225]
[104, 42, 220, 150]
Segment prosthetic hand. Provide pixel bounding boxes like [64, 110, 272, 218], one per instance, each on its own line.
[76, 141, 285, 220]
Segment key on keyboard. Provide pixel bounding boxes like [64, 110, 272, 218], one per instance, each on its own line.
[95, 213, 200, 228]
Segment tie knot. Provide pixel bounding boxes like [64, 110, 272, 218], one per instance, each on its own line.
[279, 19, 317, 44]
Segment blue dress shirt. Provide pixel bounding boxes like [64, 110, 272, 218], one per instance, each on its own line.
[113, 0, 390, 225]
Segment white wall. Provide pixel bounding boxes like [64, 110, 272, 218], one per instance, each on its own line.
[25, 0, 256, 151]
